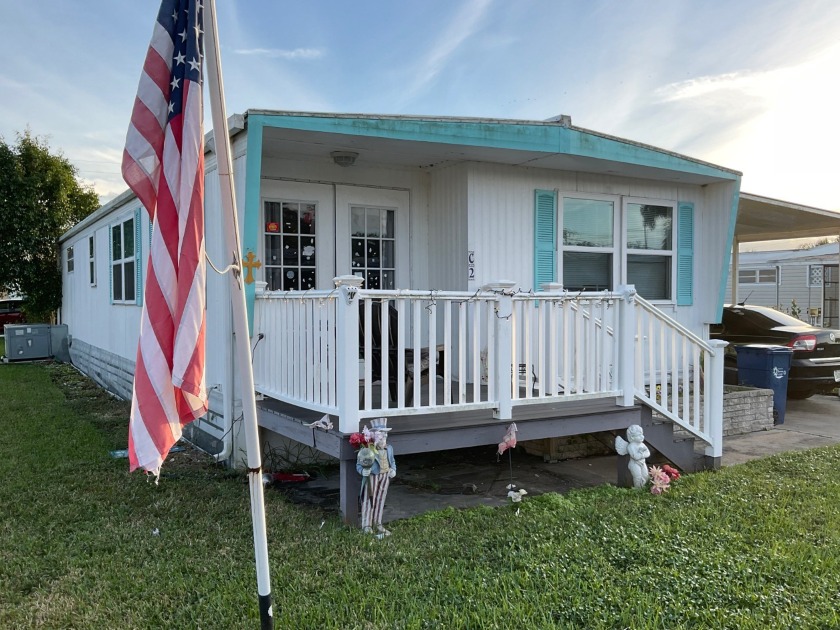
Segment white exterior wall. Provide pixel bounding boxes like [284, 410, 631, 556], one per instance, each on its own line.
[60, 132, 250, 412]
[202, 133, 249, 394]
[464, 163, 727, 337]
[429, 163, 469, 290]
[61, 197, 147, 362]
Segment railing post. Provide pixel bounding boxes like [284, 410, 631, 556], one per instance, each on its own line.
[334, 275, 363, 434]
[705, 339, 728, 461]
[617, 284, 637, 407]
[486, 280, 516, 420]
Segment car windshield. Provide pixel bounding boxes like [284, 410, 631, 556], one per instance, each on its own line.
[725, 305, 808, 329]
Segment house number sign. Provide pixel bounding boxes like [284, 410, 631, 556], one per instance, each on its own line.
[468, 250, 476, 281]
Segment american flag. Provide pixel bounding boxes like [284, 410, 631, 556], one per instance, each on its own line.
[122, 0, 207, 475]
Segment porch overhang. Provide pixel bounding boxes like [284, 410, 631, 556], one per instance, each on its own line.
[729, 193, 840, 305]
[246, 110, 741, 185]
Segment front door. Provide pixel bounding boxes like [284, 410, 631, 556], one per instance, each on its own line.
[335, 186, 410, 289]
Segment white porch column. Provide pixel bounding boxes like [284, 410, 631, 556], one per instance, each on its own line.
[705, 339, 728, 460]
[335, 275, 363, 433]
[617, 285, 637, 407]
[486, 280, 516, 420]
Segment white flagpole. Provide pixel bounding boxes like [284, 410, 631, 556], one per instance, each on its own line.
[204, 2, 274, 628]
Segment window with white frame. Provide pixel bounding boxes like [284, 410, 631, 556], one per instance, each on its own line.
[559, 196, 676, 300]
[561, 197, 616, 292]
[88, 235, 96, 286]
[350, 205, 396, 290]
[67, 246, 75, 273]
[738, 268, 778, 285]
[808, 264, 823, 287]
[625, 201, 673, 300]
[111, 216, 136, 303]
[264, 200, 317, 291]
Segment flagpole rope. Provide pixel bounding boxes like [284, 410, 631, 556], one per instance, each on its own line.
[205, 251, 238, 276]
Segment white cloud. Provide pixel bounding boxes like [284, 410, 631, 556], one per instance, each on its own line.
[233, 47, 325, 60]
[401, 0, 493, 102]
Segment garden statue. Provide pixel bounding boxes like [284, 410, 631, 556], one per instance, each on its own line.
[352, 418, 397, 537]
[615, 424, 650, 488]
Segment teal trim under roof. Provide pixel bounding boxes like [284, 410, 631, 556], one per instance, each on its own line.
[246, 111, 741, 182]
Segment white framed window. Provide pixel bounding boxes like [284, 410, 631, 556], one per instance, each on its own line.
[350, 205, 396, 290]
[623, 199, 675, 301]
[560, 195, 618, 293]
[111, 216, 136, 303]
[67, 246, 75, 273]
[738, 268, 778, 285]
[808, 265, 823, 288]
[88, 235, 96, 286]
[263, 200, 317, 291]
[557, 194, 676, 301]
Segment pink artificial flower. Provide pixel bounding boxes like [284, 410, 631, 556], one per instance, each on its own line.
[648, 465, 671, 495]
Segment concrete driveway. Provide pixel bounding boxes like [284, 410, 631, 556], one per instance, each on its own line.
[722, 394, 840, 466]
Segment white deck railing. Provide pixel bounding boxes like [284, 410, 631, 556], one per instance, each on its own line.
[633, 295, 727, 458]
[251, 279, 725, 457]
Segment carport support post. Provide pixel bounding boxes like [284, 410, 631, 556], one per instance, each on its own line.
[706, 340, 728, 463]
[617, 285, 637, 407]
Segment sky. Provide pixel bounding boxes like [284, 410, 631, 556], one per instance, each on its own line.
[1, 0, 839, 220]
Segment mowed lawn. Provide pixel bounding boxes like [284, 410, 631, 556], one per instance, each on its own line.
[1, 359, 840, 629]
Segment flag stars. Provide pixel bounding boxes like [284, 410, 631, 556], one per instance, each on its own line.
[188, 57, 201, 73]
[170, 76, 180, 91]
[179, 29, 187, 42]
[174, 51, 185, 65]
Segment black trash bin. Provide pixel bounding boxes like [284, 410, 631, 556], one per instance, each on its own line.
[734, 344, 794, 425]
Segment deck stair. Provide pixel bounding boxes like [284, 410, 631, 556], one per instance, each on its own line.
[635, 406, 713, 474]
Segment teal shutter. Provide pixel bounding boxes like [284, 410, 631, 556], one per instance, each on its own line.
[676, 202, 694, 306]
[135, 208, 143, 306]
[534, 189, 557, 290]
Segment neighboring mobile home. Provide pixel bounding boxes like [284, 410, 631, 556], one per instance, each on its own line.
[61, 111, 741, 522]
[724, 243, 839, 328]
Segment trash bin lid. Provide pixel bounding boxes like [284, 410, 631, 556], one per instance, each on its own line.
[735, 344, 793, 353]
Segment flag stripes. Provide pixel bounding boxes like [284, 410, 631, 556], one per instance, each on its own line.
[122, 0, 207, 475]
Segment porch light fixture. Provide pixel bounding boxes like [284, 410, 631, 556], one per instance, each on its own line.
[331, 151, 358, 167]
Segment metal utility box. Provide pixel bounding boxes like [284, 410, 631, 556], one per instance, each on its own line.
[3, 324, 53, 361]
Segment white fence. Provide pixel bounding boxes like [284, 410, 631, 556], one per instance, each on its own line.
[251, 280, 725, 456]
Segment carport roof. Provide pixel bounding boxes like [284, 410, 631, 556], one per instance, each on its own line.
[736, 192, 840, 243]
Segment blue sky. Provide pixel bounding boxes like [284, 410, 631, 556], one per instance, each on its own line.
[1, 0, 839, 212]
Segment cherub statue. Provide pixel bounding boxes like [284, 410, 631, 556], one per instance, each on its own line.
[615, 424, 650, 488]
[355, 418, 397, 537]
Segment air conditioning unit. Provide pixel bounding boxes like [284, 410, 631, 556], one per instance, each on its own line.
[3, 324, 69, 362]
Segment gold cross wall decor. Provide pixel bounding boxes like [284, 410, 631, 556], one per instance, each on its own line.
[242, 251, 262, 285]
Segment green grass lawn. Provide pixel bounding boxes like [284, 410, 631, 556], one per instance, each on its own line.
[2, 361, 840, 629]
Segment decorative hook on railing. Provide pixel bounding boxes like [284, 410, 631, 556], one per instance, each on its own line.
[425, 290, 438, 314]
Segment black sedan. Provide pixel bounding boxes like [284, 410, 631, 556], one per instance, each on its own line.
[710, 304, 840, 399]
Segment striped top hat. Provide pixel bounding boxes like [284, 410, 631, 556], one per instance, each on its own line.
[369, 418, 391, 432]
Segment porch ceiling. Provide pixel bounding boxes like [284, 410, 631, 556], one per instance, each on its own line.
[259, 125, 729, 186]
[737, 193, 840, 243]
